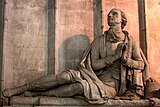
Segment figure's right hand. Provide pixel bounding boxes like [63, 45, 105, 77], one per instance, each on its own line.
[104, 43, 127, 66]
[116, 43, 127, 58]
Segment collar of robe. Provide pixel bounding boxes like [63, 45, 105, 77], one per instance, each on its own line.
[107, 28, 125, 43]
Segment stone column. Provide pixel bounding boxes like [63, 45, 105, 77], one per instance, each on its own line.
[47, 0, 56, 74]
[138, 0, 147, 58]
[0, 0, 5, 105]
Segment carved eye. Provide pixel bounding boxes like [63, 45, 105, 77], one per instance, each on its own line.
[113, 12, 118, 16]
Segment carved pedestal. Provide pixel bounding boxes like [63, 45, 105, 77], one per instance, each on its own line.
[2, 96, 160, 107]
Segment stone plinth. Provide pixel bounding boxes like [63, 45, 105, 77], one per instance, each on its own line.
[3, 96, 160, 107]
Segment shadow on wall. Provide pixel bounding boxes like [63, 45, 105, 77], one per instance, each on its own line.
[58, 35, 90, 72]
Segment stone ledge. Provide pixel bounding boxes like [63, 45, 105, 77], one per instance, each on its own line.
[6, 96, 160, 107]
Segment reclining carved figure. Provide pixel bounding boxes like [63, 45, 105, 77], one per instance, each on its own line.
[2, 8, 160, 104]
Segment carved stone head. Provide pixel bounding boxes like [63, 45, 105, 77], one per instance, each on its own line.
[107, 8, 127, 29]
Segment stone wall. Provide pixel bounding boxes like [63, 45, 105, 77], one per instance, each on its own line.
[146, 0, 160, 82]
[55, 0, 94, 73]
[2, 0, 46, 89]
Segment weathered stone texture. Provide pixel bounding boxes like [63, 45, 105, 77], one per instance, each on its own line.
[7, 96, 160, 107]
[55, 0, 94, 73]
[146, 0, 160, 83]
[2, 0, 46, 89]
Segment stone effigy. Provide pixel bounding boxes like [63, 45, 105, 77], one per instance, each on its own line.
[2, 8, 160, 106]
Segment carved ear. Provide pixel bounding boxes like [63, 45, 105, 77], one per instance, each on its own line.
[121, 10, 127, 29]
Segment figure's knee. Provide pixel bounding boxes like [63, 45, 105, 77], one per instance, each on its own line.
[57, 71, 71, 85]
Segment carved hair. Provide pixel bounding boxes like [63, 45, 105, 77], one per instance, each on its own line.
[121, 10, 127, 29]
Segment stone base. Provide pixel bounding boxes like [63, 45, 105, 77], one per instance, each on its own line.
[3, 96, 160, 107]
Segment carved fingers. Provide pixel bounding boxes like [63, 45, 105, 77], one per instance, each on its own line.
[116, 42, 127, 59]
[120, 43, 128, 63]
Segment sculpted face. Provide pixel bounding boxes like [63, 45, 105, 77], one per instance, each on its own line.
[107, 8, 122, 26]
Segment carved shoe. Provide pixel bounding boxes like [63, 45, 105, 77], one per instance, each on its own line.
[2, 88, 13, 98]
[2, 88, 22, 98]
[2, 84, 33, 98]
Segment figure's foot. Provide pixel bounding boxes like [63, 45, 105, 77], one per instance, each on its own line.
[2, 88, 15, 98]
